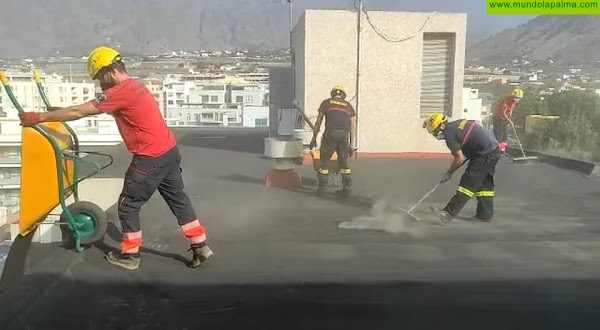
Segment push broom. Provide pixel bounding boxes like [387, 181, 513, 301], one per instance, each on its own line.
[509, 120, 538, 164]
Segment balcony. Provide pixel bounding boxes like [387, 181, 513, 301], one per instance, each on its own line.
[0, 157, 21, 166]
[0, 177, 20, 188]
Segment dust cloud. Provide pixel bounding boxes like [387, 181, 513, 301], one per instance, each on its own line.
[338, 199, 427, 237]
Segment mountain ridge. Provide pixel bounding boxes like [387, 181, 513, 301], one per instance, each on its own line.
[467, 15, 600, 65]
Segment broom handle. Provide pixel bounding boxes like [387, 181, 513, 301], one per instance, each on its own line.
[509, 121, 527, 158]
[407, 182, 441, 213]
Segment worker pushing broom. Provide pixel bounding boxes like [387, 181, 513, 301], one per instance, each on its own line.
[423, 113, 502, 225]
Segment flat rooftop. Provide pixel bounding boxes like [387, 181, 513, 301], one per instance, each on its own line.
[1, 128, 600, 329]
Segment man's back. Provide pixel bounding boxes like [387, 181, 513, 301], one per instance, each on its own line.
[444, 120, 498, 159]
[91, 78, 176, 157]
[492, 96, 516, 119]
[318, 97, 356, 131]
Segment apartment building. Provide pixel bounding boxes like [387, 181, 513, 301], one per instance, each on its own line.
[144, 80, 165, 116]
[230, 84, 268, 106]
[162, 73, 270, 127]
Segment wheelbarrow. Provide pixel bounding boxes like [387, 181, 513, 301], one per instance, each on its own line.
[0, 70, 113, 252]
[309, 149, 340, 186]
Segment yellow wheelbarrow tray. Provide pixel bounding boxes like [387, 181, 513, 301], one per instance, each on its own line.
[0, 71, 113, 252]
[309, 148, 341, 186]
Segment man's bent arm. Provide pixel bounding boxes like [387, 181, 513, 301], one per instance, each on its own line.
[350, 116, 356, 146]
[39, 102, 102, 122]
[446, 150, 466, 175]
[312, 112, 324, 141]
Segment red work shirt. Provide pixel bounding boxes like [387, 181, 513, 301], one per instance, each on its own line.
[90, 78, 176, 157]
[491, 96, 517, 121]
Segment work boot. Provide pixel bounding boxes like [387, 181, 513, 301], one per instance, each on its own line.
[430, 206, 453, 225]
[316, 172, 328, 196]
[105, 251, 141, 270]
[335, 188, 351, 198]
[187, 243, 214, 268]
[471, 215, 492, 222]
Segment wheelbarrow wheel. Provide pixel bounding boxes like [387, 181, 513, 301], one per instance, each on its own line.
[60, 201, 108, 247]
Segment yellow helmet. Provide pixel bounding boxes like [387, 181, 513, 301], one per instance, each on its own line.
[331, 85, 346, 98]
[511, 87, 523, 98]
[87, 46, 122, 79]
[423, 113, 448, 134]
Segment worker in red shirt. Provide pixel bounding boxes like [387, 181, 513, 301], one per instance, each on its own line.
[18, 47, 213, 270]
[491, 87, 523, 155]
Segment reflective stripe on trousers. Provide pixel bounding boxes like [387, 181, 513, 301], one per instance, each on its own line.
[181, 219, 206, 245]
[121, 231, 142, 254]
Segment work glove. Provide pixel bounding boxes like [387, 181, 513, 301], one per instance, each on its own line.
[19, 112, 41, 127]
[440, 172, 452, 184]
[348, 146, 355, 157]
[309, 139, 317, 150]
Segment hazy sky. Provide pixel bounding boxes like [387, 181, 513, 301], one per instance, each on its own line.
[294, 0, 537, 45]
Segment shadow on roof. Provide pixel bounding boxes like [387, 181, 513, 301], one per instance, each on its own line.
[1, 273, 600, 329]
[176, 128, 269, 154]
[219, 173, 374, 210]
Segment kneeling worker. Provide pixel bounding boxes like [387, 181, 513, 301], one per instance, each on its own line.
[423, 113, 501, 224]
[309, 85, 356, 197]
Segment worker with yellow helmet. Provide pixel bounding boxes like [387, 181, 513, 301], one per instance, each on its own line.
[309, 85, 357, 197]
[422, 112, 501, 224]
[491, 87, 523, 155]
[18, 46, 213, 269]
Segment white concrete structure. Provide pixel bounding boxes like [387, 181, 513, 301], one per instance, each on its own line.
[458, 87, 483, 122]
[292, 9, 467, 155]
[242, 106, 269, 128]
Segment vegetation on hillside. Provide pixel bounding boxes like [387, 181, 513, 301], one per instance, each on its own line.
[500, 86, 600, 162]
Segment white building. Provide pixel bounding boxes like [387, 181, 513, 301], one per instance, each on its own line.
[231, 84, 268, 106]
[242, 106, 269, 128]
[459, 87, 483, 122]
[166, 105, 241, 126]
[163, 75, 196, 108]
[188, 85, 228, 107]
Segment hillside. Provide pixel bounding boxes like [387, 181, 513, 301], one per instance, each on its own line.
[467, 15, 600, 65]
[0, 0, 349, 58]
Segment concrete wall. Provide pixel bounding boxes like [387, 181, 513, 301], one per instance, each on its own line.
[293, 9, 467, 155]
[268, 67, 294, 137]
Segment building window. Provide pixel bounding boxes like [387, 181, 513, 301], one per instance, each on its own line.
[201, 95, 209, 103]
[254, 118, 268, 127]
[168, 100, 174, 105]
[245, 95, 253, 104]
[210, 95, 218, 103]
[419, 33, 456, 117]
[235, 96, 244, 103]
[194, 113, 200, 122]
[186, 113, 191, 121]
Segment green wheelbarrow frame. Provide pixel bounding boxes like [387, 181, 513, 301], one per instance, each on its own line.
[0, 70, 113, 252]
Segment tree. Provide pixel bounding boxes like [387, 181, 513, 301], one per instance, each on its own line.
[550, 106, 595, 150]
[512, 93, 549, 128]
[545, 90, 600, 128]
